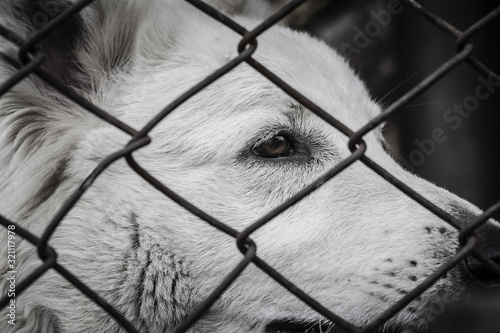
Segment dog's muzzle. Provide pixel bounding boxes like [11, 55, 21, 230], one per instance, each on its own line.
[439, 206, 500, 333]
[462, 221, 500, 282]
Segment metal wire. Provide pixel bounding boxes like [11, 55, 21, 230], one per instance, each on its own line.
[0, 0, 499, 332]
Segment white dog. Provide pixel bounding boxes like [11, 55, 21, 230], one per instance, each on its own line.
[0, 1, 498, 332]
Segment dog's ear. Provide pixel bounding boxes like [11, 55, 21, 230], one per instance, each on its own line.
[0, 0, 151, 89]
[0, 0, 155, 218]
[0, 0, 88, 88]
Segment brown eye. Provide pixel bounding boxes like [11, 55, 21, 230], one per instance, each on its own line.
[253, 135, 293, 158]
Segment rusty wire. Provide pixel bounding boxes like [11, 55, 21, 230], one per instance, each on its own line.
[1, 0, 499, 332]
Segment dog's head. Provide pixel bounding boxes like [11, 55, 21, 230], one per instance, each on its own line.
[0, 1, 499, 332]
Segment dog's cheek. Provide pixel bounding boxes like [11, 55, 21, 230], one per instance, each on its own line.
[121, 243, 195, 332]
[2, 305, 61, 333]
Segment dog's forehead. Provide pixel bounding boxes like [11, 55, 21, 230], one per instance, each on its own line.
[126, 6, 381, 133]
[176, 16, 381, 129]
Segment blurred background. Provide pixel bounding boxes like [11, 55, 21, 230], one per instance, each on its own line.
[210, 0, 500, 221]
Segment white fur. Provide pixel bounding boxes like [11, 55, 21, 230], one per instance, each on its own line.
[0, 1, 489, 332]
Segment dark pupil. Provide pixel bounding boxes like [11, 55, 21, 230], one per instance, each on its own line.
[263, 136, 288, 156]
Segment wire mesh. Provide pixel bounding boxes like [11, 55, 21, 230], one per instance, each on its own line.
[0, 0, 499, 332]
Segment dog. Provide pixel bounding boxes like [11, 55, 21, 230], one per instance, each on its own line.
[1, 0, 499, 332]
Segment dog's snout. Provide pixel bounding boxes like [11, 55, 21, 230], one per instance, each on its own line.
[464, 223, 500, 280]
[451, 204, 500, 281]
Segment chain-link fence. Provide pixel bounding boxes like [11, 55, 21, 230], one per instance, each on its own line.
[1, 0, 499, 332]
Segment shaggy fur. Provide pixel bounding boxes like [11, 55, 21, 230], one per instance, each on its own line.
[0, 1, 498, 332]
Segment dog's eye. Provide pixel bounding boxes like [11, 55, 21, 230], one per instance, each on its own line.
[253, 135, 294, 158]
